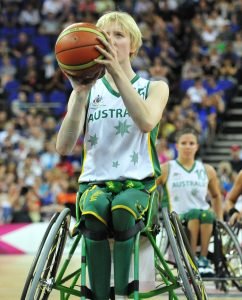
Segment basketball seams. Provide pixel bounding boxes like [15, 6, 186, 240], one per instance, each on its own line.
[56, 27, 106, 44]
[57, 54, 104, 70]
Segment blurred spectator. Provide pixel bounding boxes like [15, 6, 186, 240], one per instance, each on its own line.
[40, 141, 60, 171]
[11, 90, 29, 116]
[233, 31, 242, 58]
[42, 0, 64, 17]
[0, 55, 17, 78]
[186, 77, 208, 107]
[156, 137, 174, 164]
[12, 32, 38, 59]
[230, 144, 242, 173]
[24, 125, 45, 154]
[17, 153, 42, 186]
[217, 160, 236, 198]
[18, 2, 41, 27]
[149, 56, 169, 82]
[182, 56, 204, 80]
[38, 12, 61, 37]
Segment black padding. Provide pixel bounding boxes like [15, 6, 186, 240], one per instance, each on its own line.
[127, 280, 139, 294]
[110, 286, 115, 300]
[113, 219, 145, 241]
[81, 285, 93, 299]
[79, 222, 109, 241]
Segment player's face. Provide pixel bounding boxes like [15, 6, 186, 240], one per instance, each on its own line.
[102, 22, 132, 62]
[176, 133, 198, 160]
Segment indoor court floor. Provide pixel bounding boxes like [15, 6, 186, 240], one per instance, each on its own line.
[0, 255, 241, 299]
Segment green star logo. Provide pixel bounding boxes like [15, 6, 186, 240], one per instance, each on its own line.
[174, 195, 179, 202]
[191, 188, 198, 197]
[114, 120, 131, 137]
[88, 134, 98, 146]
[130, 151, 138, 165]
[112, 161, 120, 168]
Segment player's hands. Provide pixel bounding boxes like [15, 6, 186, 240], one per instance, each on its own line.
[94, 31, 122, 76]
[229, 211, 241, 226]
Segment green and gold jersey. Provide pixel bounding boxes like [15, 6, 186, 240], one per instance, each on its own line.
[163, 160, 209, 214]
[78, 75, 160, 183]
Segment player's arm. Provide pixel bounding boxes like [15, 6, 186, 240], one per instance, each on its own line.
[117, 78, 169, 133]
[56, 81, 90, 155]
[225, 171, 242, 224]
[205, 164, 223, 221]
[225, 170, 242, 209]
[156, 162, 169, 186]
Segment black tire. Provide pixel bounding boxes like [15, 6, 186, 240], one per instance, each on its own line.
[21, 212, 60, 299]
[21, 208, 71, 299]
[170, 211, 209, 300]
[162, 207, 198, 299]
[218, 221, 242, 291]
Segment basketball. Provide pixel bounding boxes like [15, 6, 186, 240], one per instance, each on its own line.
[55, 22, 106, 82]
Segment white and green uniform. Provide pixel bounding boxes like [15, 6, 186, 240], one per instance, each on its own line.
[78, 75, 160, 183]
[164, 160, 209, 214]
[77, 75, 161, 298]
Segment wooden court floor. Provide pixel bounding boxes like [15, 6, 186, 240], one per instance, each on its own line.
[0, 255, 241, 299]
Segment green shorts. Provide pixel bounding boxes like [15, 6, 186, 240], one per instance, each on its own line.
[180, 208, 215, 224]
[78, 179, 155, 226]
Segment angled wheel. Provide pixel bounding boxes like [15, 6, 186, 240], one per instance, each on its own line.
[162, 207, 208, 300]
[170, 211, 209, 300]
[218, 220, 242, 291]
[21, 208, 71, 300]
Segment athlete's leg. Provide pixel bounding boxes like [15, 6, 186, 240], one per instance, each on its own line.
[187, 219, 200, 255]
[85, 216, 111, 300]
[200, 210, 215, 257]
[112, 189, 149, 296]
[181, 209, 201, 256]
[79, 185, 112, 300]
[112, 209, 135, 295]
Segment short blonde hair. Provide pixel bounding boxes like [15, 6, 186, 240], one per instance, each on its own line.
[96, 11, 142, 58]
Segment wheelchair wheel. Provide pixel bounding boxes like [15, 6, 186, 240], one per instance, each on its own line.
[21, 208, 71, 300]
[218, 220, 242, 291]
[157, 217, 169, 256]
[162, 207, 208, 300]
[170, 211, 209, 300]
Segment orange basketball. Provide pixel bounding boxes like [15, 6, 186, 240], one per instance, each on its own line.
[55, 22, 106, 82]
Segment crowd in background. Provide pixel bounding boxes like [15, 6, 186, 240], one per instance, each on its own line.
[0, 0, 242, 223]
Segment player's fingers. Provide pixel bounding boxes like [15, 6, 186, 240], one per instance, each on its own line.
[95, 45, 113, 58]
[96, 36, 113, 54]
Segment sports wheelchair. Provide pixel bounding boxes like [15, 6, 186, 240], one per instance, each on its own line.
[208, 219, 242, 292]
[159, 213, 242, 293]
[21, 189, 208, 299]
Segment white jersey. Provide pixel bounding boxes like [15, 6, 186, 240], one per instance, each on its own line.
[78, 75, 160, 183]
[164, 160, 209, 214]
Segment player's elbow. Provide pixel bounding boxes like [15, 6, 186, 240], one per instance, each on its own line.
[139, 120, 156, 133]
[56, 144, 71, 156]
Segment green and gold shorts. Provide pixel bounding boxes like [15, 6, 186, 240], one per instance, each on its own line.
[78, 179, 156, 226]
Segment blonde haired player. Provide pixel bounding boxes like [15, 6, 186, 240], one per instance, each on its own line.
[56, 11, 169, 300]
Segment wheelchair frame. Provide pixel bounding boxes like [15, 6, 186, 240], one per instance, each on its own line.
[21, 190, 208, 300]
[161, 214, 242, 292]
[206, 220, 242, 292]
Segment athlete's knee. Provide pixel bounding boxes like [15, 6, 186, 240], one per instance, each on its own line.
[181, 209, 201, 222]
[81, 215, 109, 241]
[112, 208, 144, 241]
[200, 210, 215, 224]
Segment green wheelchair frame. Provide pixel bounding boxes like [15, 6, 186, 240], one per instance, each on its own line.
[21, 189, 208, 299]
